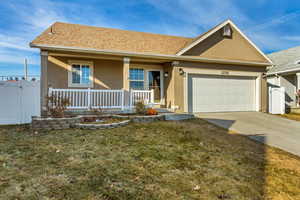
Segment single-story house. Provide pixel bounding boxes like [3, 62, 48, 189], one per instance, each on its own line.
[30, 19, 272, 114]
[267, 46, 300, 111]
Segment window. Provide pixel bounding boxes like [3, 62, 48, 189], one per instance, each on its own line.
[68, 61, 93, 87]
[129, 68, 144, 89]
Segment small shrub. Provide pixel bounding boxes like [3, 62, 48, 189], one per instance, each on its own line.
[82, 117, 96, 123]
[146, 108, 158, 115]
[91, 107, 103, 115]
[135, 101, 147, 115]
[46, 94, 70, 118]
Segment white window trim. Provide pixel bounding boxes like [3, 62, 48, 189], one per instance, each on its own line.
[68, 60, 94, 88]
[129, 68, 145, 89]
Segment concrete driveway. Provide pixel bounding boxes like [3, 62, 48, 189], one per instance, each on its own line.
[197, 112, 300, 157]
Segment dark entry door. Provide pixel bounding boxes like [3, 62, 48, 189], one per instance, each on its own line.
[148, 71, 161, 103]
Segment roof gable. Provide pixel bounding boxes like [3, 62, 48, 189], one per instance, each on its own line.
[177, 20, 272, 63]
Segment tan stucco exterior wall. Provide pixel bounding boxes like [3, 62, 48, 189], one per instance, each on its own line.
[43, 54, 268, 113]
[261, 77, 268, 112]
[183, 27, 268, 63]
[171, 62, 267, 113]
[163, 63, 175, 109]
[47, 56, 123, 89]
[173, 67, 185, 111]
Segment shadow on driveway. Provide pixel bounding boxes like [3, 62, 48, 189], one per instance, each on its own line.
[198, 112, 300, 157]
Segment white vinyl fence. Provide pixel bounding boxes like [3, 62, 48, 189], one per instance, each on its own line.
[269, 87, 285, 114]
[0, 81, 40, 125]
[49, 88, 154, 110]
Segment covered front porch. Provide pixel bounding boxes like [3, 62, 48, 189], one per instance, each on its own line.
[41, 50, 176, 113]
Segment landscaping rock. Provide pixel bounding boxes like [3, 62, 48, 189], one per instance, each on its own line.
[113, 114, 165, 123]
[31, 116, 82, 130]
[74, 120, 130, 130]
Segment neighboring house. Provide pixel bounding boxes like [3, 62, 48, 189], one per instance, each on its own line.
[30, 19, 272, 114]
[267, 46, 300, 110]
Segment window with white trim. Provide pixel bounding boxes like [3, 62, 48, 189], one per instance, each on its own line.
[129, 68, 144, 90]
[68, 61, 93, 87]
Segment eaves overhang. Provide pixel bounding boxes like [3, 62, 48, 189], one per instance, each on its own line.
[30, 43, 272, 67]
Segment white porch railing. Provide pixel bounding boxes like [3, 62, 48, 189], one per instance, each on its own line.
[130, 89, 154, 106]
[48, 88, 154, 110]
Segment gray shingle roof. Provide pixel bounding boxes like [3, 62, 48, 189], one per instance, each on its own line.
[268, 46, 300, 74]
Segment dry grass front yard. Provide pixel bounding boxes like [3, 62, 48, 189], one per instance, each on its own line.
[0, 119, 300, 200]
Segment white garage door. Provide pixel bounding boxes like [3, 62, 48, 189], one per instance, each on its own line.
[188, 74, 256, 112]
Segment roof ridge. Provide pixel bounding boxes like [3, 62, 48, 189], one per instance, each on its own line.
[53, 21, 194, 40]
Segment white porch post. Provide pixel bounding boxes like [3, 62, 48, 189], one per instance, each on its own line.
[123, 57, 130, 91]
[150, 89, 154, 104]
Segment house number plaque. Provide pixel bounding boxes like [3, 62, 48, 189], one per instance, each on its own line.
[221, 71, 230, 75]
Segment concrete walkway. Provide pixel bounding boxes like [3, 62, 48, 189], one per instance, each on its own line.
[164, 113, 195, 121]
[197, 112, 300, 157]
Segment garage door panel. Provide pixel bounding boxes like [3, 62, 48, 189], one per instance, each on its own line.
[188, 74, 256, 112]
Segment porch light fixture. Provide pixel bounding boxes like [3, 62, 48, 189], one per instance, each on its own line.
[164, 72, 169, 78]
[179, 68, 185, 76]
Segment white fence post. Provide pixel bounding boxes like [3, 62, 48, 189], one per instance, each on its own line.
[48, 87, 53, 110]
[130, 89, 133, 108]
[87, 88, 91, 110]
[48, 87, 53, 97]
[121, 89, 125, 110]
[150, 89, 154, 104]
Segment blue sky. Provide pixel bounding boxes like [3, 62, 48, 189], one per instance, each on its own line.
[1, 0, 300, 76]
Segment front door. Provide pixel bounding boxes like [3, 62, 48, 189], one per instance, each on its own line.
[147, 71, 162, 103]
